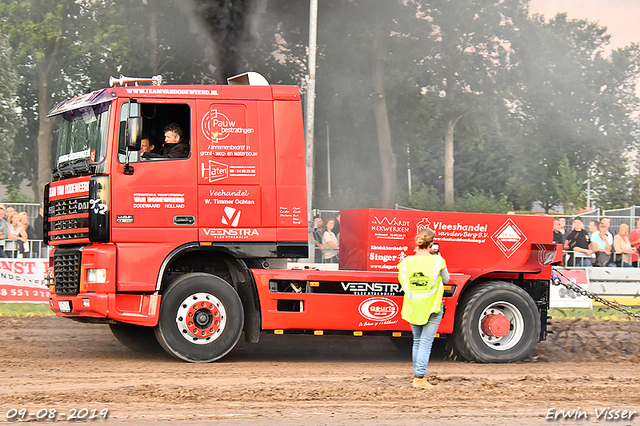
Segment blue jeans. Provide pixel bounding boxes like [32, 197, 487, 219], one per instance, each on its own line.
[409, 307, 444, 378]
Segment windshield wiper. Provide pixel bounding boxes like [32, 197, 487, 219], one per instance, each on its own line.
[52, 161, 74, 179]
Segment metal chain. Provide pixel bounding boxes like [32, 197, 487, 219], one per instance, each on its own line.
[552, 269, 640, 320]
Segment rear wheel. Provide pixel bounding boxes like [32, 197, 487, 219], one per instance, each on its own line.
[109, 323, 163, 354]
[154, 273, 244, 362]
[454, 281, 540, 363]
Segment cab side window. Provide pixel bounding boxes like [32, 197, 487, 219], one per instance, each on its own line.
[117, 102, 191, 163]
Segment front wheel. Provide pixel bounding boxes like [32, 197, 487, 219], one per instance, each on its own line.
[154, 273, 244, 362]
[454, 281, 540, 363]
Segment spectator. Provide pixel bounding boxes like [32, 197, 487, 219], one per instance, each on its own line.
[564, 217, 592, 267]
[552, 218, 564, 245]
[19, 212, 37, 240]
[33, 204, 44, 258]
[312, 216, 325, 263]
[5, 211, 27, 258]
[322, 218, 339, 263]
[34, 203, 44, 240]
[600, 217, 613, 245]
[628, 218, 640, 264]
[19, 212, 37, 258]
[334, 213, 341, 238]
[588, 220, 599, 237]
[591, 223, 616, 267]
[0, 204, 7, 258]
[613, 224, 635, 267]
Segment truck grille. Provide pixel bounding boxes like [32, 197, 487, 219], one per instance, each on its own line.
[48, 197, 90, 242]
[50, 197, 89, 216]
[54, 251, 81, 295]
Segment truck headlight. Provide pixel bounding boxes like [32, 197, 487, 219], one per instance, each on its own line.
[86, 269, 107, 283]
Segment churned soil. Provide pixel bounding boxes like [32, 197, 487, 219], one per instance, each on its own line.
[1, 316, 639, 425]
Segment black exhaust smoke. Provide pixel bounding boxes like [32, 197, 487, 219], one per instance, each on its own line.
[192, 0, 254, 81]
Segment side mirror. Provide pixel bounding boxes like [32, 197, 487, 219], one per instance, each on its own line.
[126, 116, 142, 151]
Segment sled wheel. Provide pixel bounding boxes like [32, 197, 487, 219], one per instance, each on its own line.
[454, 281, 540, 363]
[109, 323, 163, 354]
[154, 273, 244, 362]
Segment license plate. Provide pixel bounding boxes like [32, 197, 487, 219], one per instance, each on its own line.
[58, 301, 71, 313]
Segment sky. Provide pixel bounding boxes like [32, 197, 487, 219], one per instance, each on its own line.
[529, 0, 640, 50]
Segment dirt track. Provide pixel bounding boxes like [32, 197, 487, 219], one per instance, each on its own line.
[1, 316, 640, 425]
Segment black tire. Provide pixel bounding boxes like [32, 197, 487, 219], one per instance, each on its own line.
[453, 281, 540, 363]
[109, 323, 164, 354]
[154, 273, 244, 362]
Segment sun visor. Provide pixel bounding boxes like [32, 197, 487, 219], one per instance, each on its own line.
[47, 89, 117, 118]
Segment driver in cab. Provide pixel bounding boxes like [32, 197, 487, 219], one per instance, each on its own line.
[142, 123, 189, 159]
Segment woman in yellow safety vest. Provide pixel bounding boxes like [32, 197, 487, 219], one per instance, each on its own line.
[397, 228, 449, 389]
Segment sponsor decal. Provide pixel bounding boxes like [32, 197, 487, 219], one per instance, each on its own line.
[201, 109, 254, 143]
[202, 160, 228, 182]
[278, 205, 302, 225]
[341, 282, 402, 296]
[221, 206, 241, 227]
[491, 218, 527, 258]
[116, 215, 134, 223]
[371, 216, 411, 233]
[358, 297, 399, 322]
[203, 189, 258, 208]
[89, 198, 108, 215]
[49, 181, 89, 197]
[421, 217, 489, 244]
[536, 243, 556, 265]
[125, 87, 218, 96]
[416, 218, 431, 233]
[200, 160, 256, 182]
[371, 216, 410, 240]
[57, 149, 91, 164]
[202, 228, 259, 239]
[132, 192, 185, 209]
[201, 206, 260, 239]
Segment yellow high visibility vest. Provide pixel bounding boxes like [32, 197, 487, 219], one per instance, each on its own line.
[397, 254, 446, 325]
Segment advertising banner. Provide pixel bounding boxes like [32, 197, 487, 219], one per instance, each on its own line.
[0, 258, 49, 303]
[550, 269, 592, 308]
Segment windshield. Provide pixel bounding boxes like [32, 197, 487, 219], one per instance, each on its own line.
[53, 102, 111, 179]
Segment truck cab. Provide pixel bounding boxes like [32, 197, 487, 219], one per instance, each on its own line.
[46, 73, 308, 361]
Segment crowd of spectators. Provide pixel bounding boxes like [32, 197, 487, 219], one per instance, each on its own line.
[559, 215, 640, 268]
[0, 203, 44, 258]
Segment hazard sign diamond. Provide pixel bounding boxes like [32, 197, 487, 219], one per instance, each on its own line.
[491, 218, 527, 258]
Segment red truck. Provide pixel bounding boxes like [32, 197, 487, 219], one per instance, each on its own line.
[45, 73, 560, 363]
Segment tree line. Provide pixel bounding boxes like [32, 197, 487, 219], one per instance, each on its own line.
[0, 0, 638, 214]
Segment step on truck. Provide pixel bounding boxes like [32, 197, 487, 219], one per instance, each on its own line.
[45, 72, 561, 363]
